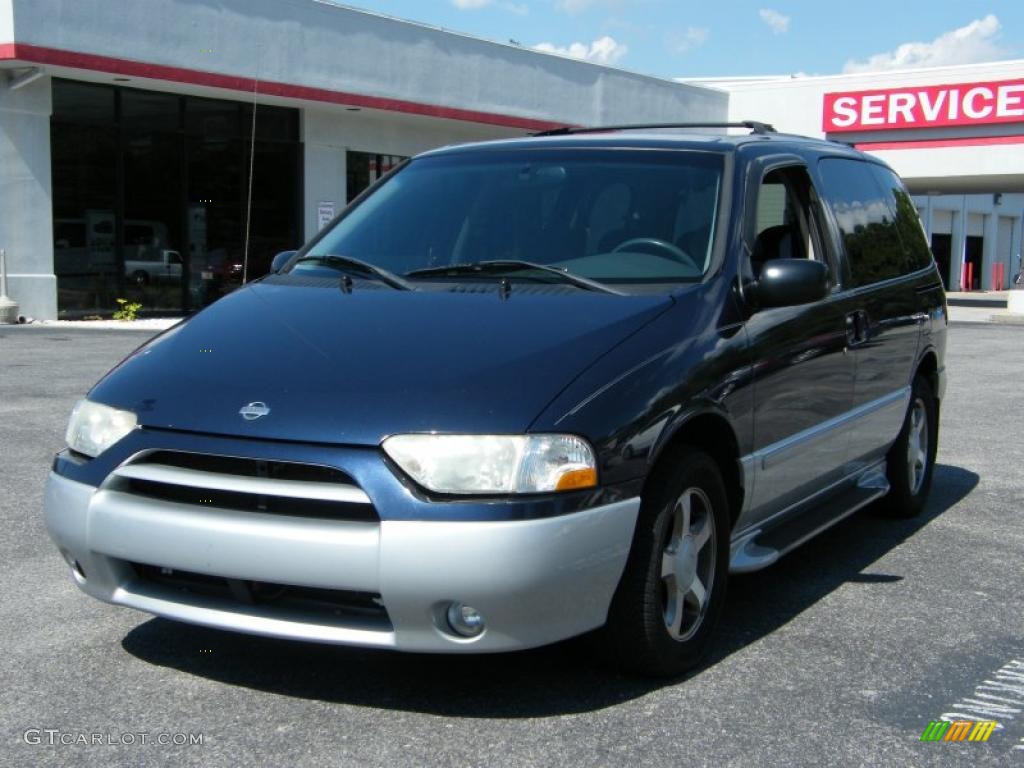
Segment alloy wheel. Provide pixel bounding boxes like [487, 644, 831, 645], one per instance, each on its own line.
[906, 397, 929, 495]
[660, 487, 717, 641]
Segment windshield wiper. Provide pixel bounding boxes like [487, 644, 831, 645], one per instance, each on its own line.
[405, 260, 624, 295]
[292, 254, 414, 291]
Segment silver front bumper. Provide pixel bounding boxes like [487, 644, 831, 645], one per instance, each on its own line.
[44, 471, 640, 652]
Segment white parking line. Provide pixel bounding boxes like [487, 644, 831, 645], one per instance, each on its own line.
[940, 658, 1024, 735]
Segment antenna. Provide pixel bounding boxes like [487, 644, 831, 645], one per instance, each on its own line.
[242, 47, 261, 285]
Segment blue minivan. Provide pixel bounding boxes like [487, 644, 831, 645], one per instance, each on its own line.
[45, 123, 946, 676]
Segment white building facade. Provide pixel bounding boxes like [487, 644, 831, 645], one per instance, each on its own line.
[696, 61, 1024, 291]
[2, 0, 1022, 319]
[0, 0, 726, 319]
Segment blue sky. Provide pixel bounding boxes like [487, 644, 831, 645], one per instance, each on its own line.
[329, 1, 1023, 79]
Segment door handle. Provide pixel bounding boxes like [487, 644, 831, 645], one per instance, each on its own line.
[845, 310, 869, 346]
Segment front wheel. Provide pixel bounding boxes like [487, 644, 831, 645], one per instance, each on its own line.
[599, 446, 730, 677]
[882, 375, 938, 517]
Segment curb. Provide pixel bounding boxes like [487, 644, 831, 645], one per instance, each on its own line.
[990, 314, 1024, 326]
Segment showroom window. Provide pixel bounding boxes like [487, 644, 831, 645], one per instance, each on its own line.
[346, 152, 408, 202]
[51, 79, 302, 316]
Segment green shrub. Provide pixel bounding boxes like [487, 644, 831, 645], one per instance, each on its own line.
[112, 298, 143, 321]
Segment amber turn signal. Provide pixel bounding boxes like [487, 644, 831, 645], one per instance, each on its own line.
[555, 467, 598, 491]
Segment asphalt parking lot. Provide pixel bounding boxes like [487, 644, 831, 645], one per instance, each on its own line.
[1, 321, 1022, 767]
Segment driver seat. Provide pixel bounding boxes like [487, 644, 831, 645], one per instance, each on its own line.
[750, 224, 796, 277]
[587, 184, 634, 254]
[671, 183, 716, 267]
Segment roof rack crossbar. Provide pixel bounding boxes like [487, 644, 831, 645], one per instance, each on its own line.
[532, 120, 775, 137]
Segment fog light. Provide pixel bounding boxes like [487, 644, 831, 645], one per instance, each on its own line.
[446, 602, 485, 638]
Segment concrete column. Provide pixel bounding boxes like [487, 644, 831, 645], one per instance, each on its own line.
[299, 110, 343, 242]
[1011, 211, 1019, 280]
[951, 207, 965, 291]
[302, 143, 347, 243]
[981, 209, 998, 290]
[0, 73, 55, 319]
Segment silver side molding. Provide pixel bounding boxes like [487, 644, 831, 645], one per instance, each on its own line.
[735, 386, 910, 528]
[751, 387, 910, 472]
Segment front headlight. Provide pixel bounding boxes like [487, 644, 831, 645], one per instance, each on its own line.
[381, 434, 598, 495]
[65, 399, 137, 458]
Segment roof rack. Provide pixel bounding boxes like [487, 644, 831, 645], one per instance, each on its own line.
[532, 120, 776, 137]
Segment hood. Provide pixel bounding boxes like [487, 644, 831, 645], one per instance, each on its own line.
[90, 280, 673, 446]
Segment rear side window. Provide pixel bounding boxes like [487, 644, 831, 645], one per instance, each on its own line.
[869, 165, 934, 273]
[818, 158, 904, 288]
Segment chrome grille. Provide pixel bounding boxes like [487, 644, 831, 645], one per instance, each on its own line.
[106, 451, 376, 521]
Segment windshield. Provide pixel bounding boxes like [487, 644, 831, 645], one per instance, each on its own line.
[297, 149, 724, 284]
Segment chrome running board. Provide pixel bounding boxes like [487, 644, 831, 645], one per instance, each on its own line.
[729, 465, 890, 573]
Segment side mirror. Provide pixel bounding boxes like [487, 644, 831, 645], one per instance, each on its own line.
[754, 259, 830, 308]
[270, 250, 296, 274]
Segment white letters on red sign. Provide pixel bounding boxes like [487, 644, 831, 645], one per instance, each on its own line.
[823, 79, 1024, 132]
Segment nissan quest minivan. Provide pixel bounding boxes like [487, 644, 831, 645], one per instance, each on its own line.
[45, 122, 946, 676]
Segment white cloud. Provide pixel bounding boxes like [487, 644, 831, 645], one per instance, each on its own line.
[669, 26, 709, 54]
[555, 0, 635, 14]
[843, 15, 1006, 73]
[451, 0, 528, 12]
[758, 8, 790, 34]
[533, 35, 629, 65]
[832, 200, 893, 232]
[556, 0, 597, 12]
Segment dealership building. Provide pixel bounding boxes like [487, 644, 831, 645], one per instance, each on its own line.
[691, 61, 1024, 295]
[1, 0, 1022, 320]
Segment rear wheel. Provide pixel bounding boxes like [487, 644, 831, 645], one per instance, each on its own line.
[600, 446, 730, 677]
[882, 375, 938, 517]
[132, 270, 149, 287]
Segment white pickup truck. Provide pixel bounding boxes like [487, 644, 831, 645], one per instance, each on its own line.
[124, 250, 183, 285]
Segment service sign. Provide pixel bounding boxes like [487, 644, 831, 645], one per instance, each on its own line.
[823, 78, 1024, 133]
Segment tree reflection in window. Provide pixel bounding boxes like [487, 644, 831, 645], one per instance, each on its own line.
[819, 158, 905, 288]
[871, 165, 934, 273]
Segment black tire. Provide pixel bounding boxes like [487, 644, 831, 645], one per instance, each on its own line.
[882, 375, 938, 518]
[599, 446, 730, 677]
[132, 270, 149, 287]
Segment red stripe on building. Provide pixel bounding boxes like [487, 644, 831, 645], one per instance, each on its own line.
[854, 134, 1024, 151]
[0, 42, 566, 131]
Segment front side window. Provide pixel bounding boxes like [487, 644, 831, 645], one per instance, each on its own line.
[748, 165, 836, 283]
[300, 149, 725, 284]
[818, 158, 904, 288]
